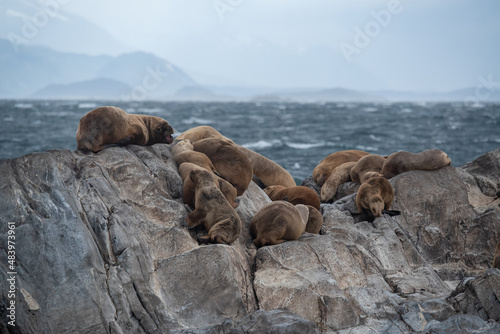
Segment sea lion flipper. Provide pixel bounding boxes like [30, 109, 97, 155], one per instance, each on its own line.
[382, 209, 401, 216]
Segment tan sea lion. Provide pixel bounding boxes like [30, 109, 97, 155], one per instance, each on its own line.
[305, 205, 323, 234]
[356, 176, 394, 217]
[313, 150, 370, 186]
[238, 146, 296, 188]
[179, 163, 238, 208]
[76, 106, 173, 152]
[493, 241, 500, 269]
[350, 154, 386, 184]
[175, 125, 225, 143]
[264, 185, 320, 210]
[320, 161, 357, 203]
[172, 140, 218, 173]
[381, 149, 452, 179]
[250, 201, 309, 247]
[193, 137, 253, 196]
[186, 169, 241, 244]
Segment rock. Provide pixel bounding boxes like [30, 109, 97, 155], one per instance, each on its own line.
[1, 144, 500, 333]
[172, 309, 319, 334]
[447, 268, 500, 322]
[423, 314, 500, 333]
[459, 148, 500, 198]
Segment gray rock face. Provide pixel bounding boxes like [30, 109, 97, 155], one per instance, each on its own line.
[1, 145, 500, 333]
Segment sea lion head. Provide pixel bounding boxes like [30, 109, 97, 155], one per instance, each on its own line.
[369, 196, 385, 217]
[151, 118, 174, 144]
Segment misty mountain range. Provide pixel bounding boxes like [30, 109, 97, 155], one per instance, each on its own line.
[1, 38, 499, 102]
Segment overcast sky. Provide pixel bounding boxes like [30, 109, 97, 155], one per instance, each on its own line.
[6, 0, 500, 91]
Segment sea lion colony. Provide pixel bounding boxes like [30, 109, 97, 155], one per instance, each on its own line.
[76, 108, 492, 258]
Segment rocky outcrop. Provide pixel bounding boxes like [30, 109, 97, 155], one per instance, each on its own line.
[0, 145, 499, 333]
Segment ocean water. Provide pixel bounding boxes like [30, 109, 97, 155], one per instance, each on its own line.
[1, 100, 499, 182]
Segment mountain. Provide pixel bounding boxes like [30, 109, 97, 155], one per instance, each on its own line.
[31, 78, 132, 100]
[0, 0, 127, 55]
[0, 39, 199, 100]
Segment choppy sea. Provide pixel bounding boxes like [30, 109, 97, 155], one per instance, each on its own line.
[1, 100, 499, 183]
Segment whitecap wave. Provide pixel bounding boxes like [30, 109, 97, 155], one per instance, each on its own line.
[355, 145, 378, 152]
[138, 107, 164, 114]
[181, 117, 215, 125]
[78, 103, 97, 109]
[243, 140, 281, 149]
[286, 142, 325, 150]
[15, 103, 32, 109]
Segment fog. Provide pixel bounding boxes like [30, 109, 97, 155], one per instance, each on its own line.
[2, 0, 500, 92]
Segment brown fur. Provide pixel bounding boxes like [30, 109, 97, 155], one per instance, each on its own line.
[193, 138, 253, 196]
[250, 201, 309, 247]
[175, 125, 225, 143]
[76, 106, 173, 152]
[305, 205, 323, 234]
[356, 177, 394, 217]
[320, 161, 357, 203]
[239, 146, 296, 188]
[179, 163, 237, 208]
[381, 149, 452, 179]
[172, 140, 218, 174]
[350, 154, 386, 184]
[171, 139, 194, 157]
[493, 241, 500, 269]
[186, 169, 241, 244]
[264, 185, 320, 210]
[313, 150, 370, 186]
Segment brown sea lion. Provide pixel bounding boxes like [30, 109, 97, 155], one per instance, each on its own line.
[238, 146, 296, 188]
[76, 106, 173, 152]
[264, 185, 320, 210]
[493, 241, 500, 269]
[381, 149, 452, 179]
[350, 154, 386, 184]
[179, 163, 238, 208]
[175, 125, 225, 143]
[186, 169, 241, 244]
[305, 205, 323, 234]
[320, 161, 357, 203]
[193, 138, 253, 196]
[313, 150, 370, 186]
[356, 176, 394, 217]
[172, 139, 218, 173]
[250, 201, 309, 247]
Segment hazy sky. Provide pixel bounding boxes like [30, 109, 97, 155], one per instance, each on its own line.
[6, 0, 500, 91]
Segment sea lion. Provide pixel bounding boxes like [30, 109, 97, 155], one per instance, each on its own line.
[313, 150, 370, 186]
[76, 106, 173, 152]
[493, 241, 500, 269]
[250, 201, 309, 247]
[238, 146, 296, 188]
[179, 163, 238, 208]
[186, 169, 241, 244]
[264, 185, 320, 210]
[175, 125, 225, 143]
[172, 139, 218, 173]
[305, 205, 323, 234]
[320, 161, 357, 203]
[356, 176, 394, 217]
[381, 149, 452, 179]
[193, 137, 253, 196]
[350, 154, 386, 184]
